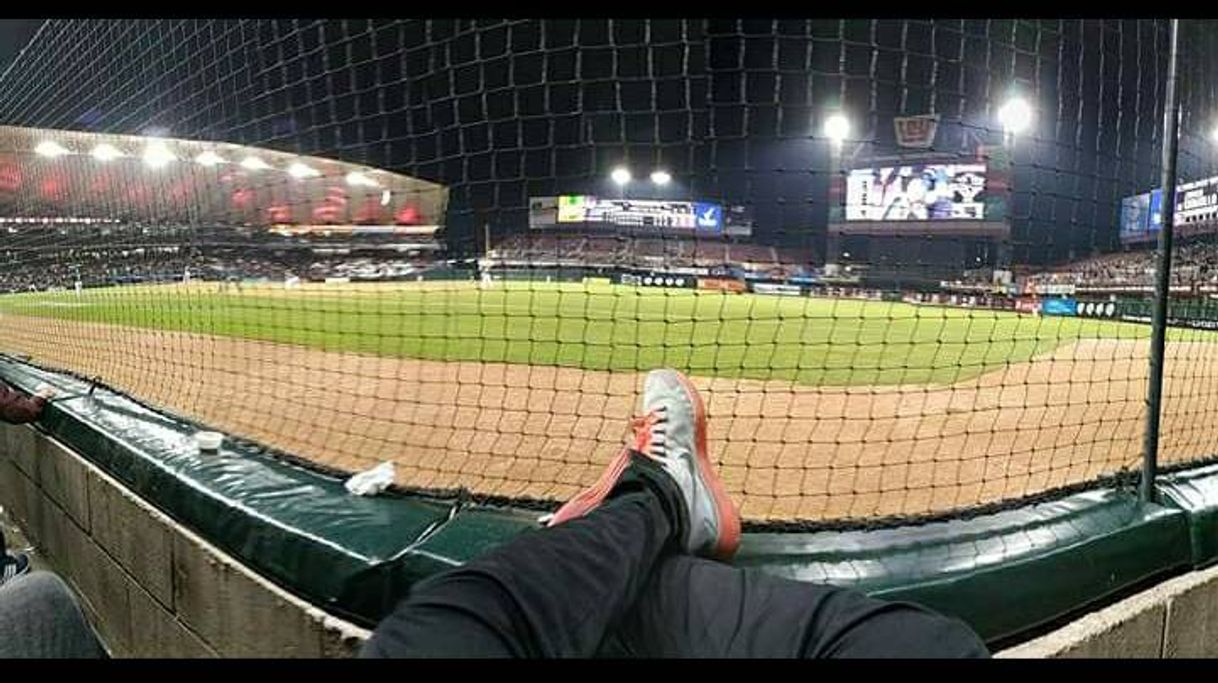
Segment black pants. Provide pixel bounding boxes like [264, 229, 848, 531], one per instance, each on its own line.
[362, 491, 989, 658]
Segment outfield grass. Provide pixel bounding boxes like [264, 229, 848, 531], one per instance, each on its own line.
[0, 281, 1155, 386]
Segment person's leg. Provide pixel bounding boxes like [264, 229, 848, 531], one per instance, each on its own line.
[362, 478, 676, 658]
[602, 554, 989, 658]
[0, 571, 105, 658]
[363, 368, 741, 658]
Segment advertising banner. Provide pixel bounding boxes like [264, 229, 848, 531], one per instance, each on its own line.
[751, 282, 803, 296]
[1015, 297, 1041, 314]
[697, 277, 747, 293]
[1040, 298, 1078, 317]
[894, 114, 940, 149]
[618, 272, 695, 289]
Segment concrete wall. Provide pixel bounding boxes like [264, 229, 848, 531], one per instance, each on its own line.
[998, 562, 1218, 658]
[0, 424, 370, 658]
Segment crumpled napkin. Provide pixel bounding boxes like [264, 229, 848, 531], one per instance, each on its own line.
[345, 461, 395, 496]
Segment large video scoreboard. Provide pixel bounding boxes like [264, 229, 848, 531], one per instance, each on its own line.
[1119, 175, 1218, 244]
[827, 148, 1012, 237]
[529, 196, 753, 237]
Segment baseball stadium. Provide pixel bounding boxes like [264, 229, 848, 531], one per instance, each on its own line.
[4, 17, 1218, 658]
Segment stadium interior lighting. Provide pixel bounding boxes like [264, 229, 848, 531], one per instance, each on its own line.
[34, 141, 70, 158]
[1211, 126, 1218, 144]
[345, 171, 379, 188]
[381, 190, 392, 206]
[287, 161, 320, 179]
[195, 150, 225, 166]
[823, 113, 850, 143]
[90, 143, 123, 162]
[998, 96, 1033, 135]
[240, 156, 271, 171]
[650, 170, 672, 186]
[610, 167, 632, 186]
[142, 141, 175, 169]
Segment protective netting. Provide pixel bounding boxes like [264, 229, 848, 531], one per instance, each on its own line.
[0, 19, 1216, 527]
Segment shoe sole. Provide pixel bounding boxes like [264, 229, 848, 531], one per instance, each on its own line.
[670, 371, 741, 560]
[547, 446, 633, 527]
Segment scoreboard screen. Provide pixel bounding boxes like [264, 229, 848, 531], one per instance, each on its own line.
[530, 195, 749, 235]
[845, 164, 988, 222]
[1176, 176, 1218, 224]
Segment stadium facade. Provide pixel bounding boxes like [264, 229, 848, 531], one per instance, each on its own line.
[0, 124, 448, 291]
[0, 125, 447, 227]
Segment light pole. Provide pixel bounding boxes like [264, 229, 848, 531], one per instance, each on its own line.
[823, 112, 851, 265]
[996, 95, 1034, 272]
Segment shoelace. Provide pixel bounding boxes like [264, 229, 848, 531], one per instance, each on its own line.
[535, 405, 673, 528]
[630, 405, 668, 457]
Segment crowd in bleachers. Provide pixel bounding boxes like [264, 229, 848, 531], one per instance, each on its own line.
[27, 226, 1218, 295]
[0, 218, 456, 293]
[489, 233, 813, 277]
[0, 248, 440, 293]
[1026, 238, 1218, 289]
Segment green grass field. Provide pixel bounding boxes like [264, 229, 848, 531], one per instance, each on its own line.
[0, 281, 1157, 386]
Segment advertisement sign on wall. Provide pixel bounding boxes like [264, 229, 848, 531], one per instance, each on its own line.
[1040, 298, 1078, 317]
[751, 282, 803, 296]
[697, 278, 747, 293]
[618, 272, 694, 288]
[1015, 297, 1041, 315]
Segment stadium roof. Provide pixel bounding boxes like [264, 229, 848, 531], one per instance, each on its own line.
[0, 125, 447, 230]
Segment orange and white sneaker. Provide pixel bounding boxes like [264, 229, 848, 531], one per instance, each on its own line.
[546, 369, 741, 561]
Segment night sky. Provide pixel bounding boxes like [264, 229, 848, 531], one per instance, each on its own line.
[0, 20, 43, 78]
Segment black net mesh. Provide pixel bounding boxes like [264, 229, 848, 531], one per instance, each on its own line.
[0, 19, 1213, 527]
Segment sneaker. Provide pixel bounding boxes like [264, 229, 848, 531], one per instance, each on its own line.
[547, 369, 741, 560]
[0, 551, 30, 587]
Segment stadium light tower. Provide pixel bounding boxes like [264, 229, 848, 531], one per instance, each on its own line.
[611, 167, 632, 186]
[823, 113, 851, 147]
[998, 96, 1033, 137]
[650, 170, 671, 186]
[823, 112, 851, 209]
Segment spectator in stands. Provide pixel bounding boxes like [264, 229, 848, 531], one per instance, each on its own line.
[0, 383, 55, 583]
[1023, 236, 1218, 290]
[0, 382, 54, 425]
[0, 380, 101, 658]
[362, 369, 988, 659]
